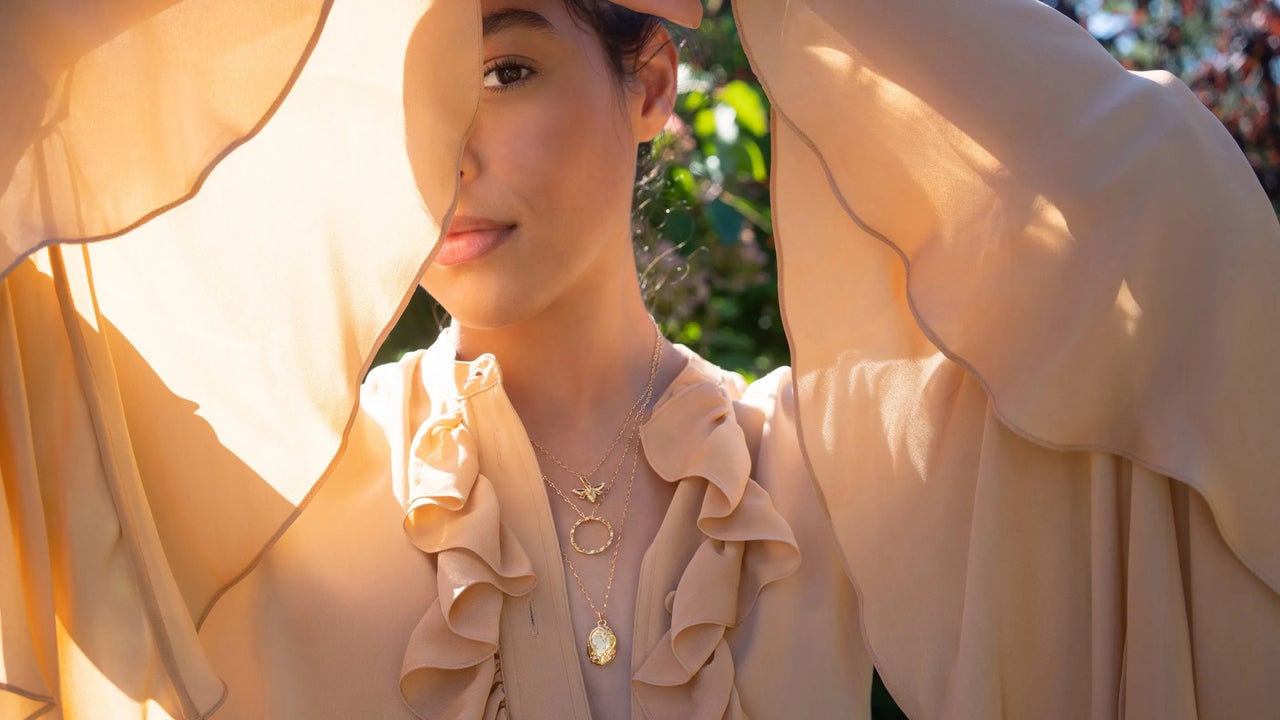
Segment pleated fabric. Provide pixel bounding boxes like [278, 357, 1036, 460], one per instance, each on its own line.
[2, 0, 1278, 717]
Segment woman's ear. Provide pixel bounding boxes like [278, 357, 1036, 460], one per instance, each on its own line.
[632, 25, 678, 144]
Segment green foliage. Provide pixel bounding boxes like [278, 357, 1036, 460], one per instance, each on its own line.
[1062, 0, 1280, 211]
[636, 1, 787, 377]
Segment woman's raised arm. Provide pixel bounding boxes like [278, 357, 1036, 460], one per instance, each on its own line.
[735, 0, 1280, 716]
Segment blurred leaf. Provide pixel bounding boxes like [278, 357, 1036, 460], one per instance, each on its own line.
[693, 108, 717, 138]
[669, 166, 697, 199]
[720, 190, 772, 233]
[711, 295, 741, 320]
[718, 80, 769, 136]
[740, 135, 768, 183]
[706, 198, 743, 244]
[679, 90, 709, 113]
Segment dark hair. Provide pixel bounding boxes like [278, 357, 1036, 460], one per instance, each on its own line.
[560, 0, 676, 185]
[559, 0, 694, 312]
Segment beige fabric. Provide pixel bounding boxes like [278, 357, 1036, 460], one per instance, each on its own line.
[736, 0, 1280, 716]
[0, 0, 330, 272]
[200, 335, 870, 719]
[1, 0, 474, 716]
[2, 0, 1278, 718]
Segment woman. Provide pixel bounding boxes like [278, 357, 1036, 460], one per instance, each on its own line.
[2, 0, 1277, 718]
[198, 2, 863, 716]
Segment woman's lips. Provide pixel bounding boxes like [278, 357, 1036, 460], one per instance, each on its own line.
[435, 224, 514, 266]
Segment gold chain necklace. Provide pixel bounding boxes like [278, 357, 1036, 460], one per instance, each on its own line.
[530, 399, 638, 503]
[539, 418, 633, 518]
[538, 331, 662, 555]
[530, 326, 662, 504]
[540, 399, 646, 555]
[533, 323, 664, 667]
[562, 402, 644, 667]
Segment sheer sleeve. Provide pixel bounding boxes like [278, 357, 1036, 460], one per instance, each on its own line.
[0, 0, 332, 272]
[5, 0, 1277, 717]
[733, 0, 1280, 716]
[0, 1, 480, 716]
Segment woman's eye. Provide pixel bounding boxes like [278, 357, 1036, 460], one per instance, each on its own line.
[483, 62, 534, 91]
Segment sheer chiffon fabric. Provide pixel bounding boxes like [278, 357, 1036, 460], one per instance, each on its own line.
[738, 0, 1280, 715]
[229, 336, 853, 719]
[1, 0, 1277, 718]
[0, 0, 329, 266]
[1, 1, 470, 716]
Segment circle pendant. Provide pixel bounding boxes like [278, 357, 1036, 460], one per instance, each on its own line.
[568, 516, 614, 555]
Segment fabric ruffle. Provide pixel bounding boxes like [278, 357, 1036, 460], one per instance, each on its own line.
[733, 0, 1280, 715]
[1, 0, 479, 716]
[396, 394, 536, 720]
[0, 0, 331, 272]
[633, 363, 801, 720]
[737, 0, 1280, 591]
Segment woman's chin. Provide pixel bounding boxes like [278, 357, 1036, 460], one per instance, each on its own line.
[423, 284, 552, 332]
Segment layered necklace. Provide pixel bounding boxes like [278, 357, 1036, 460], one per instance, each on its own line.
[529, 325, 663, 667]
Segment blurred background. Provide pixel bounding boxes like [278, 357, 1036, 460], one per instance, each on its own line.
[376, 3, 1280, 712]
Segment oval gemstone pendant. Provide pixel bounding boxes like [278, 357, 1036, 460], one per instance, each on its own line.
[587, 623, 618, 666]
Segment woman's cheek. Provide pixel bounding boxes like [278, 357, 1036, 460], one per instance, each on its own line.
[499, 100, 567, 201]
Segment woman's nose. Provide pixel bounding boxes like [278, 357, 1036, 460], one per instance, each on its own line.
[458, 137, 480, 182]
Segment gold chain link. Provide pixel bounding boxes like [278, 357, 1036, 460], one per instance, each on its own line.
[532, 322, 664, 666]
[562, 417, 643, 622]
[530, 325, 663, 504]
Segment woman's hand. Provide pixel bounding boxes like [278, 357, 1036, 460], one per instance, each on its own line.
[610, 0, 702, 28]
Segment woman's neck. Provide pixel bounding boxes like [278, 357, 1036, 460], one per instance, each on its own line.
[452, 242, 676, 464]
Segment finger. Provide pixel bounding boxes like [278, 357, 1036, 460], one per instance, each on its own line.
[609, 0, 702, 28]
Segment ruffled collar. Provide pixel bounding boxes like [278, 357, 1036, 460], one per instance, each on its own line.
[631, 347, 801, 719]
[386, 334, 800, 719]
[391, 334, 536, 719]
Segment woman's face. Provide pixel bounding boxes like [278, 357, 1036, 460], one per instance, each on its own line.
[420, 0, 672, 329]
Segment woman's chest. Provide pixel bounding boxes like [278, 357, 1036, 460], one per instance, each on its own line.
[506, 453, 688, 720]
[202, 364, 871, 719]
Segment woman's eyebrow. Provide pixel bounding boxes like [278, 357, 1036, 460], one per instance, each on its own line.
[482, 8, 559, 37]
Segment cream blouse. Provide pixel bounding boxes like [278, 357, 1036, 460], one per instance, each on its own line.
[199, 334, 871, 719]
[3, 0, 1279, 717]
